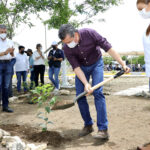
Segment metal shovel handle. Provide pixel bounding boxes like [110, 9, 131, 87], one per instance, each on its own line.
[74, 70, 125, 103]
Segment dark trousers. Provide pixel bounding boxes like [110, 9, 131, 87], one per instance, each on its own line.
[30, 70, 35, 89]
[34, 65, 45, 86]
[8, 74, 13, 97]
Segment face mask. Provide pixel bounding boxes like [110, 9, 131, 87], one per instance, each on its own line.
[52, 46, 57, 49]
[139, 8, 150, 19]
[0, 33, 7, 40]
[67, 40, 78, 48]
[40, 47, 42, 51]
[20, 50, 24, 54]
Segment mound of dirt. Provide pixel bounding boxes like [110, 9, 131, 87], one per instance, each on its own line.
[0, 124, 71, 147]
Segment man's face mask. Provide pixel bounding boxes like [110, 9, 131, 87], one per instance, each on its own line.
[52, 45, 57, 49]
[139, 8, 150, 19]
[20, 50, 24, 54]
[67, 40, 78, 48]
[0, 33, 7, 40]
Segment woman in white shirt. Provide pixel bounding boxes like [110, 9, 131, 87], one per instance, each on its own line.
[33, 44, 45, 86]
[143, 24, 150, 92]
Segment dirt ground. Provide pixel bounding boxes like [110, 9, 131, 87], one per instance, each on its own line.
[0, 76, 150, 150]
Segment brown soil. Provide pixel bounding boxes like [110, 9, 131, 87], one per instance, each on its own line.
[0, 76, 150, 150]
[0, 124, 70, 147]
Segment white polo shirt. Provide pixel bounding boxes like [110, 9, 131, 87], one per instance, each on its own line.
[33, 51, 45, 65]
[15, 53, 29, 72]
[0, 38, 14, 60]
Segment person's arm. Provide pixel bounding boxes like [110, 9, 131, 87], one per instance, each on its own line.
[107, 48, 130, 73]
[53, 57, 63, 61]
[39, 51, 45, 59]
[47, 51, 53, 60]
[0, 51, 7, 56]
[53, 50, 64, 61]
[0, 48, 14, 56]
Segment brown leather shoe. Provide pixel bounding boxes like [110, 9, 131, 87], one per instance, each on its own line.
[93, 130, 109, 139]
[79, 125, 94, 137]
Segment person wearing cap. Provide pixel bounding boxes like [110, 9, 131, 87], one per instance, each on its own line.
[48, 41, 64, 91]
[0, 24, 15, 113]
[26, 49, 35, 89]
[58, 24, 130, 139]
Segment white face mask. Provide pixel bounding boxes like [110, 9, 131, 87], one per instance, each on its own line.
[40, 47, 42, 51]
[67, 40, 78, 48]
[0, 33, 7, 40]
[139, 8, 150, 19]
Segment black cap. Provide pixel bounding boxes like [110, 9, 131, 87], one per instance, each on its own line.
[26, 49, 33, 53]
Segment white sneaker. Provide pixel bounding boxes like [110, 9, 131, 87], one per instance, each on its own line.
[54, 88, 59, 92]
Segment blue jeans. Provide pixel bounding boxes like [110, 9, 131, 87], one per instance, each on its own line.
[0, 61, 12, 108]
[75, 58, 108, 131]
[49, 66, 60, 89]
[30, 70, 35, 89]
[16, 71, 27, 92]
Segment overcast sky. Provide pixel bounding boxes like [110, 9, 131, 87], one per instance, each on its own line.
[13, 0, 150, 53]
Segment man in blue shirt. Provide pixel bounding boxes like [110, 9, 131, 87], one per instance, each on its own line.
[48, 41, 64, 92]
[26, 49, 34, 89]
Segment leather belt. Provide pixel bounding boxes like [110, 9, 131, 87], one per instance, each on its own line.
[0, 60, 11, 63]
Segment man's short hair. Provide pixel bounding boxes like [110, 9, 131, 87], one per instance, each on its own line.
[18, 45, 25, 50]
[58, 24, 77, 40]
[0, 24, 7, 29]
[36, 43, 42, 49]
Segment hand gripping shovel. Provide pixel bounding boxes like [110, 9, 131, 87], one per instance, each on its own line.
[74, 70, 125, 104]
[52, 70, 125, 110]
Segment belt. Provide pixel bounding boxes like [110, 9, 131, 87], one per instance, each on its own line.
[0, 60, 11, 63]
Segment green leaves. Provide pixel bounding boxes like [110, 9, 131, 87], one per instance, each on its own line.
[45, 107, 51, 113]
[31, 84, 57, 132]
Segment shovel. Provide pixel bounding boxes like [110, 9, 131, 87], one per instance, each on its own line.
[74, 70, 125, 103]
[52, 70, 125, 110]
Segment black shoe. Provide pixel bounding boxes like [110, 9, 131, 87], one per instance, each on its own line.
[79, 125, 94, 137]
[3, 107, 14, 113]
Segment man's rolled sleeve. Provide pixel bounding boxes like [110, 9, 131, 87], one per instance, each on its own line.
[89, 29, 112, 52]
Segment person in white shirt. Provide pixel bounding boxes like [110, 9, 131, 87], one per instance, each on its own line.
[15, 46, 29, 93]
[143, 24, 150, 92]
[0, 24, 14, 113]
[33, 43, 45, 86]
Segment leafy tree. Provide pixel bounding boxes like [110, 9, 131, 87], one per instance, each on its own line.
[45, 0, 122, 29]
[137, 55, 145, 65]
[0, 0, 122, 40]
[103, 56, 114, 65]
[0, 0, 52, 39]
[128, 55, 145, 65]
[122, 56, 127, 61]
[44, 0, 122, 52]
